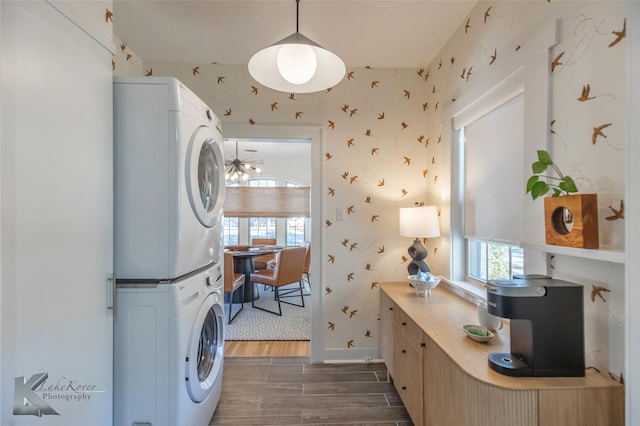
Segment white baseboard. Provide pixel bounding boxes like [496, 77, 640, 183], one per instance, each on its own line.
[322, 347, 381, 363]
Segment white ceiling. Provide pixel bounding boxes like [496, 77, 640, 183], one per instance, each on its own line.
[113, 0, 477, 69]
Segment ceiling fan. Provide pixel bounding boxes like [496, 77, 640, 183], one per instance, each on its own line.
[224, 141, 262, 181]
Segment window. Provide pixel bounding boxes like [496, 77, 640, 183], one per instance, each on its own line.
[223, 182, 239, 246]
[467, 238, 524, 283]
[248, 178, 277, 241]
[249, 217, 276, 240]
[286, 218, 305, 246]
[446, 67, 526, 291]
[224, 178, 309, 245]
[285, 181, 306, 246]
[248, 178, 276, 189]
[223, 217, 239, 245]
[461, 91, 524, 285]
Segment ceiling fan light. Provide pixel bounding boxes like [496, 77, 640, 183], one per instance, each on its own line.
[277, 43, 317, 84]
[226, 141, 263, 182]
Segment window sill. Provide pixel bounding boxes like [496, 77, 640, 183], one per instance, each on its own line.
[439, 277, 487, 305]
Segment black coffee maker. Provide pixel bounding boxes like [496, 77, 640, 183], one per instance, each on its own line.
[486, 275, 585, 377]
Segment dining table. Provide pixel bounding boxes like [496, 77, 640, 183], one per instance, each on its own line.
[224, 245, 283, 303]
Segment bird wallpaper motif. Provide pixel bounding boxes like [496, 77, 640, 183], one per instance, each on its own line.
[114, 61, 444, 358]
[114, 0, 627, 375]
[422, 0, 626, 379]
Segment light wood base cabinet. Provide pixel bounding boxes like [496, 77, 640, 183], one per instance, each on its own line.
[393, 322, 424, 424]
[380, 282, 624, 426]
[379, 291, 394, 375]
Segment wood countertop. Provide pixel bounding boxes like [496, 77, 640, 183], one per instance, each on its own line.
[380, 281, 622, 391]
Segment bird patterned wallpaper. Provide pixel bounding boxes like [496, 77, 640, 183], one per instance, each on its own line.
[114, 58, 444, 358]
[418, 0, 626, 379]
[113, 0, 627, 374]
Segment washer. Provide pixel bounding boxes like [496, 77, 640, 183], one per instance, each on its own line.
[114, 76, 225, 280]
[114, 262, 224, 426]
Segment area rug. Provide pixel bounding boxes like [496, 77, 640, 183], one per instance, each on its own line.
[224, 283, 311, 341]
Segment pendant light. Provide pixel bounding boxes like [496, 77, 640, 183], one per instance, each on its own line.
[225, 141, 261, 182]
[248, 0, 346, 93]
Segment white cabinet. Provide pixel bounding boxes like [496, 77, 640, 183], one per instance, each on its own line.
[1, 1, 114, 423]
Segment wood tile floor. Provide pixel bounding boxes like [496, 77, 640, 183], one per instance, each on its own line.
[210, 356, 413, 425]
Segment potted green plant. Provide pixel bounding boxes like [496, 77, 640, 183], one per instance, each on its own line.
[526, 150, 578, 200]
[525, 150, 599, 249]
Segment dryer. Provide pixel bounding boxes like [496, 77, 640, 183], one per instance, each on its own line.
[114, 262, 224, 426]
[114, 76, 225, 280]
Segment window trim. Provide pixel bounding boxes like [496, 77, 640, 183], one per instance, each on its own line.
[440, 19, 559, 299]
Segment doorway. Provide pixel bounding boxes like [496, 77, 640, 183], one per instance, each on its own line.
[222, 124, 324, 362]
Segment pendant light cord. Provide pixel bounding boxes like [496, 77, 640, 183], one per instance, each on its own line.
[296, 0, 300, 32]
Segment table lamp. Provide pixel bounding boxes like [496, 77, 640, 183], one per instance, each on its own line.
[399, 205, 440, 275]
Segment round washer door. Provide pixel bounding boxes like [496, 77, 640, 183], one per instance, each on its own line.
[185, 292, 224, 403]
[186, 125, 225, 227]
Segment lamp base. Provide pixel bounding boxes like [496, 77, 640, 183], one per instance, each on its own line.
[407, 238, 430, 275]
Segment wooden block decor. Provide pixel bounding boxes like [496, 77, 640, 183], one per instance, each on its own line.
[543, 194, 599, 249]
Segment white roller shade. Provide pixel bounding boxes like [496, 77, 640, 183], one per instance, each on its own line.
[463, 93, 524, 244]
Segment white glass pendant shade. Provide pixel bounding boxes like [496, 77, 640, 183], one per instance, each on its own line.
[248, 32, 345, 93]
[277, 43, 317, 84]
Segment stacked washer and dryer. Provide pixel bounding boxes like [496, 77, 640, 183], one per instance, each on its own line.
[113, 76, 226, 426]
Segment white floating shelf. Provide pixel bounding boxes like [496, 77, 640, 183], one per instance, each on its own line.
[519, 241, 625, 264]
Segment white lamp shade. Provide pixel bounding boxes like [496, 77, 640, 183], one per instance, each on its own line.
[399, 206, 440, 238]
[248, 32, 346, 93]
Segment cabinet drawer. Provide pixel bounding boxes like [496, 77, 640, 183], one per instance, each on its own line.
[394, 308, 423, 348]
[393, 325, 424, 425]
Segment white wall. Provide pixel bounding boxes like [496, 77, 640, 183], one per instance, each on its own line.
[626, 1, 639, 422]
[0, 1, 4, 418]
[259, 146, 311, 185]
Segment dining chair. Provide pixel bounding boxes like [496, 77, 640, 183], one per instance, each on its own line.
[251, 238, 276, 270]
[224, 252, 245, 324]
[250, 246, 306, 316]
[302, 240, 311, 295]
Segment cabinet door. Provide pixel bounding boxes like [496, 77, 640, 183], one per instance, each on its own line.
[423, 334, 537, 426]
[379, 291, 394, 374]
[393, 324, 423, 425]
[1, 2, 113, 424]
